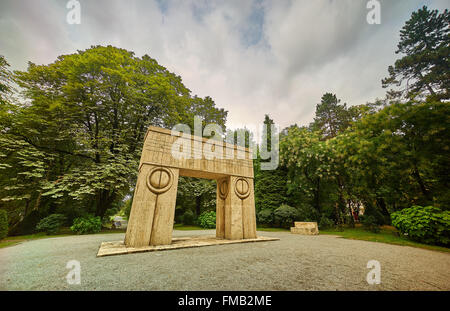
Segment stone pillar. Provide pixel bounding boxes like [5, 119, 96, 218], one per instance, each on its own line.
[239, 177, 257, 239]
[125, 164, 179, 247]
[216, 177, 228, 239]
[220, 176, 257, 240]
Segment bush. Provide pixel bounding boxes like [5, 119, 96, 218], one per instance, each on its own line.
[318, 215, 334, 230]
[9, 210, 41, 236]
[174, 206, 184, 224]
[123, 199, 132, 219]
[361, 215, 381, 233]
[101, 208, 120, 227]
[274, 204, 299, 228]
[391, 206, 450, 246]
[198, 211, 216, 229]
[70, 215, 102, 235]
[58, 205, 85, 226]
[344, 215, 355, 227]
[257, 209, 274, 226]
[182, 210, 195, 225]
[297, 203, 320, 222]
[35, 214, 67, 235]
[104, 207, 119, 218]
[363, 204, 387, 225]
[0, 209, 8, 240]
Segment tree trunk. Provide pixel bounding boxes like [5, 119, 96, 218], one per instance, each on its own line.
[347, 199, 355, 228]
[412, 163, 432, 202]
[195, 195, 202, 217]
[336, 175, 347, 225]
[95, 189, 116, 218]
[314, 177, 321, 214]
[376, 197, 390, 216]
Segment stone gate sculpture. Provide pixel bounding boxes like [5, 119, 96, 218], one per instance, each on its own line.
[124, 126, 257, 247]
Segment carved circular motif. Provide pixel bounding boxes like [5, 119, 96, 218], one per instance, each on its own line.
[234, 178, 250, 200]
[218, 180, 228, 200]
[146, 167, 174, 194]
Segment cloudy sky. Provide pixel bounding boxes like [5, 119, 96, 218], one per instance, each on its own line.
[0, 0, 448, 129]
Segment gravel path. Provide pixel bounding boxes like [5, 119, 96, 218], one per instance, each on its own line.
[1, 230, 449, 290]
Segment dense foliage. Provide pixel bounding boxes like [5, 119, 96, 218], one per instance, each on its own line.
[0, 209, 7, 239]
[0, 6, 448, 247]
[176, 177, 216, 221]
[0, 46, 226, 234]
[391, 206, 450, 246]
[318, 216, 334, 230]
[35, 214, 67, 235]
[70, 215, 102, 235]
[181, 210, 195, 225]
[252, 7, 449, 245]
[198, 211, 216, 229]
[273, 204, 300, 229]
[361, 216, 381, 233]
[254, 115, 288, 214]
[257, 209, 275, 226]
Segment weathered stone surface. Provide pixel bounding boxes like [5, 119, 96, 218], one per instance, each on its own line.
[290, 222, 319, 235]
[97, 235, 280, 257]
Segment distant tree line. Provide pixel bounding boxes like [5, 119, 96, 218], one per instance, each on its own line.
[253, 6, 449, 232]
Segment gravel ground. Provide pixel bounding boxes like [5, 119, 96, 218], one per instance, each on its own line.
[0, 230, 449, 290]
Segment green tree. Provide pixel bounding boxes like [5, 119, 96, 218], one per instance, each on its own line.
[280, 126, 335, 217]
[1, 46, 227, 223]
[335, 100, 450, 216]
[188, 96, 227, 130]
[176, 177, 216, 217]
[382, 6, 449, 101]
[254, 115, 287, 213]
[0, 209, 8, 239]
[0, 55, 13, 106]
[311, 93, 350, 139]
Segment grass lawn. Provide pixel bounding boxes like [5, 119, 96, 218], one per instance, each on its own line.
[2, 224, 448, 254]
[320, 225, 450, 253]
[0, 224, 208, 249]
[0, 228, 126, 249]
[256, 227, 289, 232]
[0, 232, 72, 249]
[173, 224, 205, 230]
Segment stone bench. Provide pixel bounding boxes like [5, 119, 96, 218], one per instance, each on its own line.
[290, 222, 319, 235]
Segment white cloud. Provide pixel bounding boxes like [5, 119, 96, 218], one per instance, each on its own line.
[0, 0, 447, 129]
